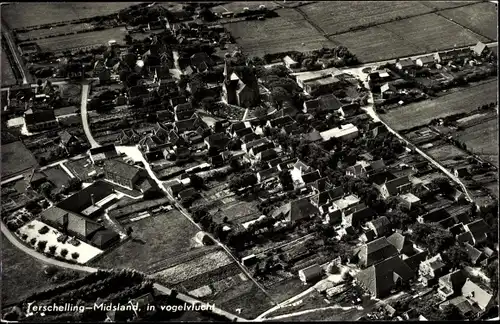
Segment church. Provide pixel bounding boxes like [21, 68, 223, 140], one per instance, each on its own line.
[222, 54, 260, 108]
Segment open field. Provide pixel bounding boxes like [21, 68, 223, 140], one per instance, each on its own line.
[211, 1, 281, 14]
[24, 27, 126, 52]
[382, 13, 489, 53]
[1, 46, 17, 87]
[215, 200, 260, 224]
[439, 2, 498, 41]
[16, 23, 95, 42]
[426, 143, 470, 169]
[331, 26, 421, 62]
[381, 79, 498, 131]
[300, 1, 434, 36]
[225, 8, 331, 57]
[456, 118, 499, 167]
[1, 141, 39, 180]
[419, 1, 480, 10]
[219, 285, 275, 319]
[92, 210, 202, 272]
[2, 2, 140, 29]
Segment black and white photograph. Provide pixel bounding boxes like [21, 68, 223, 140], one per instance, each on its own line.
[0, 1, 498, 322]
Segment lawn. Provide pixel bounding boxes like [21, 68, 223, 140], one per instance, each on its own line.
[26, 27, 126, 52]
[109, 197, 171, 219]
[381, 13, 489, 53]
[219, 285, 276, 319]
[43, 165, 71, 189]
[439, 1, 498, 41]
[267, 277, 310, 303]
[331, 26, 422, 63]
[381, 79, 498, 131]
[299, 1, 434, 35]
[2, 2, 141, 29]
[1, 46, 17, 87]
[92, 210, 202, 272]
[1, 141, 39, 180]
[215, 200, 260, 224]
[16, 23, 95, 42]
[456, 118, 498, 168]
[211, 1, 281, 14]
[418, 1, 480, 10]
[426, 143, 470, 169]
[225, 8, 331, 58]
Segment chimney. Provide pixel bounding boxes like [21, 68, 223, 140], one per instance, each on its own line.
[91, 194, 95, 206]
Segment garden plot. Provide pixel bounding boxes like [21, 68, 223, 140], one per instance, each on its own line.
[18, 219, 103, 264]
[214, 200, 261, 224]
[456, 118, 498, 168]
[426, 143, 470, 170]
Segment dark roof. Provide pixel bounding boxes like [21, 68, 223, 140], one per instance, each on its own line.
[205, 132, 230, 149]
[345, 207, 376, 227]
[304, 98, 320, 110]
[272, 197, 319, 222]
[358, 237, 399, 268]
[103, 159, 142, 181]
[24, 109, 56, 125]
[235, 127, 253, 138]
[90, 229, 120, 248]
[302, 170, 321, 184]
[439, 269, 467, 293]
[90, 144, 118, 156]
[387, 232, 412, 253]
[257, 148, 278, 162]
[420, 207, 451, 223]
[318, 94, 342, 111]
[464, 242, 484, 264]
[257, 167, 279, 181]
[383, 175, 411, 195]
[175, 118, 197, 133]
[41, 206, 102, 239]
[310, 177, 328, 192]
[303, 130, 322, 143]
[56, 180, 115, 214]
[465, 219, 489, 237]
[368, 216, 391, 235]
[268, 116, 294, 128]
[129, 85, 149, 97]
[356, 255, 415, 297]
[403, 250, 428, 271]
[241, 132, 261, 143]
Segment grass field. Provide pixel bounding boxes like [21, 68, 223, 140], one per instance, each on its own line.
[225, 8, 331, 57]
[211, 1, 281, 14]
[426, 143, 470, 169]
[215, 200, 260, 224]
[299, 1, 434, 36]
[381, 13, 489, 53]
[16, 23, 95, 42]
[419, 1, 480, 10]
[1, 46, 17, 87]
[382, 79, 498, 131]
[92, 210, 202, 272]
[456, 118, 498, 167]
[331, 26, 421, 62]
[1, 141, 39, 180]
[2, 2, 141, 29]
[439, 2, 498, 41]
[25, 27, 126, 52]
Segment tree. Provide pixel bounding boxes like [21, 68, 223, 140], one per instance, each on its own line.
[39, 182, 52, 198]
[270, 87, 289, 107]
[278, 170, 294, 191]
[201, 97, 217, 113]
[229, 172, 257, 192]
[254, 106, 268, 119]
[441, 304, 464, 321]
[71, 252, 79, 259]
[60, 249, 68, 257]
[190, 174, 205, 190]
[443, 244, 470, 269]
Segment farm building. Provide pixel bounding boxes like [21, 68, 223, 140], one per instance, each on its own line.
[283, 55, 299, 69]
[320, 124, 359, 142]
[298, 264, 322, 283]
[272, 197, 319, 223]
[416, 55, 435, 67]
[89, 144, 119, 164]
[354, 237, 399, 268]
[24, 109, 58, 132]
[396, 58, 415, 70]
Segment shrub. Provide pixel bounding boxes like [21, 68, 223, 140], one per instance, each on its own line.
[48, 245, 57, 254]
[30, 238, 37, 246]
[71, 252, 79, 259]
[22, 233, 28, 240]
[38, 225, 50, 235]
[60, 249, 69, 257]
[44, 266, 58, 277]
[37, 240, 47, 251]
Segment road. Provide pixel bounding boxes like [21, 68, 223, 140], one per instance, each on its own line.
[80, 82, 100, 148]
[256, 286, 316, 320]
[1, 17, 30, 84]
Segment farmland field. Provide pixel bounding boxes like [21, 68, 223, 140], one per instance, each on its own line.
[1, 141, 39, 180]
[299, 1, 434, 36]
[92, 210, 203, 272]
[456, 118, 499, 167]
[16, 23, 96, 42]
[211, 1, 281, 14]
[439, 2, 498, 41]
[1, 46, 17, 87]
[215, 200, 260, 224]
[419, 1, 480, 10]
[225, 8, 331, 57]
[331, 26, 421, 62]
[24, 27, 126, 52]
[2, 2, 141, 29]
[426, 143, 470, 169]
[381, 13, 489, 53]
[381, 79, 498, 131]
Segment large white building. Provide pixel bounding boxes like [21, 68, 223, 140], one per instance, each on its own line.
[320, 123, 359, 142]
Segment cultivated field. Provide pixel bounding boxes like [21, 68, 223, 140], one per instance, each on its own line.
[439, 2, 498, 41]
[331, 26, 421, 63]
[225, 8, 331, 57]
[211, 1, 281, 14]
[426, 143, 470, 169]
[382, 13, 489, 53]
[419, 1, 480, 10]
[1, 47, 17, 87]
[215, 200, 260, 224]
[16, 23, 95, 42]
[456, 118, 499, 167]
[299, 1, 434, 35]
[25, 27, 126, 52]
[382, 79, 498, 131]
[1, 141, 39, 180]
[2, 2, 141, 29]
[92, 210, 202, 272]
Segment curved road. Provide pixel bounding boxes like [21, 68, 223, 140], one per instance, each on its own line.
[1, 17, 30, 84]
[80, 82, 100, 148]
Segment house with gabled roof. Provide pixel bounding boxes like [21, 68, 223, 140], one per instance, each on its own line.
[89, 144, 119, 164]
[241, 137, 271, 152]
[355, 255, 415, 298]
[257, 167, 279, 183]
[472, 41, 489, 57]
[103, 159, 145, 191]
[464, 242, 485, 265]
[343, 206, 375, 228]
[174, 117, 198, 134]
[300, 170, 321, 187]
[416, 55, 436, 67]
[379, 175, 412, 199]
[354, 237, 399, 268]
[387, 232, 414, 256]
[291, 159, 313, 183]
[366, 216, 391, 237]
[464, 219, 489, 246]
[254, 148, 278, 164]
[310, 177, 329, 194]
[204, 132, 230, 152]
[119, 129, 141, 145]
[396, 58, 415, 70]
[402, 250, 428, 272]
[298, 264, 322, 284]
[24, 109, 58, 132]
[419, 254, 447, 286]
[272, 197, 319, 223]
[437, 269, 467, 301]
[249, 141, 275, 157]
[266, 115, 294, 129]
[461, 278, 494, 311]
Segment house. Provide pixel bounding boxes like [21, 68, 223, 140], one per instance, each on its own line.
[338, 103, 360, 118]
[360, 230, 376, 243]
[320, 124, 359, 142]
[343, 207, 376, 228]
[356, 255, 415, 298]
[380, 82, 397, 98]
[241, 137, 271, 152]
[366, 216, 391, 237]
[119, 129, 141, 145]
[448, 188, 466, 203]
[461, 279, 494, 311]
[89, 145, 119, 164]
[386, 232, 414, 256]
[417, 207, 450, 224]
[355, 237, 399, 268]
[310, 177, 329, 194]
[333, 194, 362, 213]
[249, 141, 275, 157]
[178, 187, 198, 201]
[472, 41, 489, 57]
[416, 55, 435, 67]
[464, 242, 485, 265]
[128, 85, 150, 101]
[266, 115, 294, 129]
[257, 167, 279, 183]
[437, 269, 467, 300]
[27, 169, 47, 189]
[222, 59, 259, 108]
[59, 130, 80, 150]
[436, 48, 471, 64]
[103, 159, 144, 191]
[301, 74, 341, 95]
[453, 166, 469, 178]
[254, 148, 278, 163]
[24, 109, 58, 132]
[174, 118, 198, 134]
[379, 175, 412, 199]
[403, 250, 428, 272]
[283, 55, 299, 69]
[290, 160, 312, 183]
[300, 170, 321, 187]
[272, 197, 319, 223]
[298, 264, 322, 284]
[190, 52, 214, 72]
[464, 219, 489, 245]
[346, 159, 385, 178]
[398, 192, 421, 210]
[302, 129, 322, 143]
[419, 254, 447, 286]
[91, 229, 121, 249]
[396, 58, 415, 70]
[303, 98, 321, 114]
[325, 209, 343, 225]
[204, 132, 230, 151]
[42, 206, 103, 243]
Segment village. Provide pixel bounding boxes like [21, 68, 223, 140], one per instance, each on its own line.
[1, 2, 498, 322]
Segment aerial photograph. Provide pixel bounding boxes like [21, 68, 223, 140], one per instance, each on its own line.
[0, 1, 498, 322]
